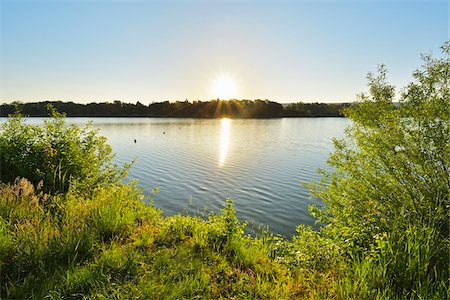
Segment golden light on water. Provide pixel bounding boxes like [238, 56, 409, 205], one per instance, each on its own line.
[219, 118, 231, 166]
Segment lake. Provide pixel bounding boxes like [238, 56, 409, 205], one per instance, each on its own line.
[9, 117, 349, 237]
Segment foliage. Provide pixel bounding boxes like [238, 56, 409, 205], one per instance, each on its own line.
[0, 180, 295, 299]
[0, 99, 346, 118]
[284, 101, 347, 117]
[337, 225, 449, 299]
[309, 42, 449, 297]
[0, 106, 128, 194]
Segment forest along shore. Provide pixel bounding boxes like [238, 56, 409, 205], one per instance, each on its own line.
[0, 100, 348, 118]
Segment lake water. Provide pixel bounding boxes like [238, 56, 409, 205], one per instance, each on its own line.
[7, 117, 349, 237]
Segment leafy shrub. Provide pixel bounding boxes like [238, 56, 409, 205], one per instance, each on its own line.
[310, 42, 449, 297]
[0, 106, 128, 194]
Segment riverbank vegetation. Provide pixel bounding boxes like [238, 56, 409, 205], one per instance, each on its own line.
[0, 99, 347, 118]
[1, 45, 448, 299]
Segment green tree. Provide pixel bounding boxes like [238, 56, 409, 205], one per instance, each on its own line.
[310, 42, 449, 297]
[0, 106, 128, 194]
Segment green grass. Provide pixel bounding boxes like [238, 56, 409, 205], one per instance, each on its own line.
[1, 179, 448, 299]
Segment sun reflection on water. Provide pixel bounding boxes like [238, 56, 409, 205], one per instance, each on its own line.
[219, 118, 231, 166]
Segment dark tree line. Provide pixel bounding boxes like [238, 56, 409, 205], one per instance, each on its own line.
[284, 102, 347, 117]
[0, 100, 347, 118]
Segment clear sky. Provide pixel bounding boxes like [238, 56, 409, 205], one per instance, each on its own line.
[0, 0, 448, 104]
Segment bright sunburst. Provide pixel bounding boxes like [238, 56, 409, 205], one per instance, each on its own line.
[211, 75, 238, 100]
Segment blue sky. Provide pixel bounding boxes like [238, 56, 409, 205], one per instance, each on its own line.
[0, 0, 448, 104]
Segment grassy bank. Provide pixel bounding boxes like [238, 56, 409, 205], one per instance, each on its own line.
[1, 178, 447, 299]
[0, 179, 333, 299]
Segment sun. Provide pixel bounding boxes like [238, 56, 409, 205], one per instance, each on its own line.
[211, 75, 238, 100]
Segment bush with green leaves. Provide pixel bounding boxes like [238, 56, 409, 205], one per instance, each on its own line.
[0, 106, 128, 193]
[309, 42, 449, 297]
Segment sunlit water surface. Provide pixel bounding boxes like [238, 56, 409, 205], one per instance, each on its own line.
[8, 117, 349, 237]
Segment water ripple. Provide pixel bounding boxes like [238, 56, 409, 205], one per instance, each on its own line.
[71, 117, 348, 237]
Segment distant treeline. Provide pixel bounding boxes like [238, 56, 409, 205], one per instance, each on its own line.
[0, 100, 348, 118]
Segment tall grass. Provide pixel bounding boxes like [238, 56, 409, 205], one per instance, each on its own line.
[0, 180, 292, 299]
[337, 225, 449, 299]
[1, 179, 448, 299]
